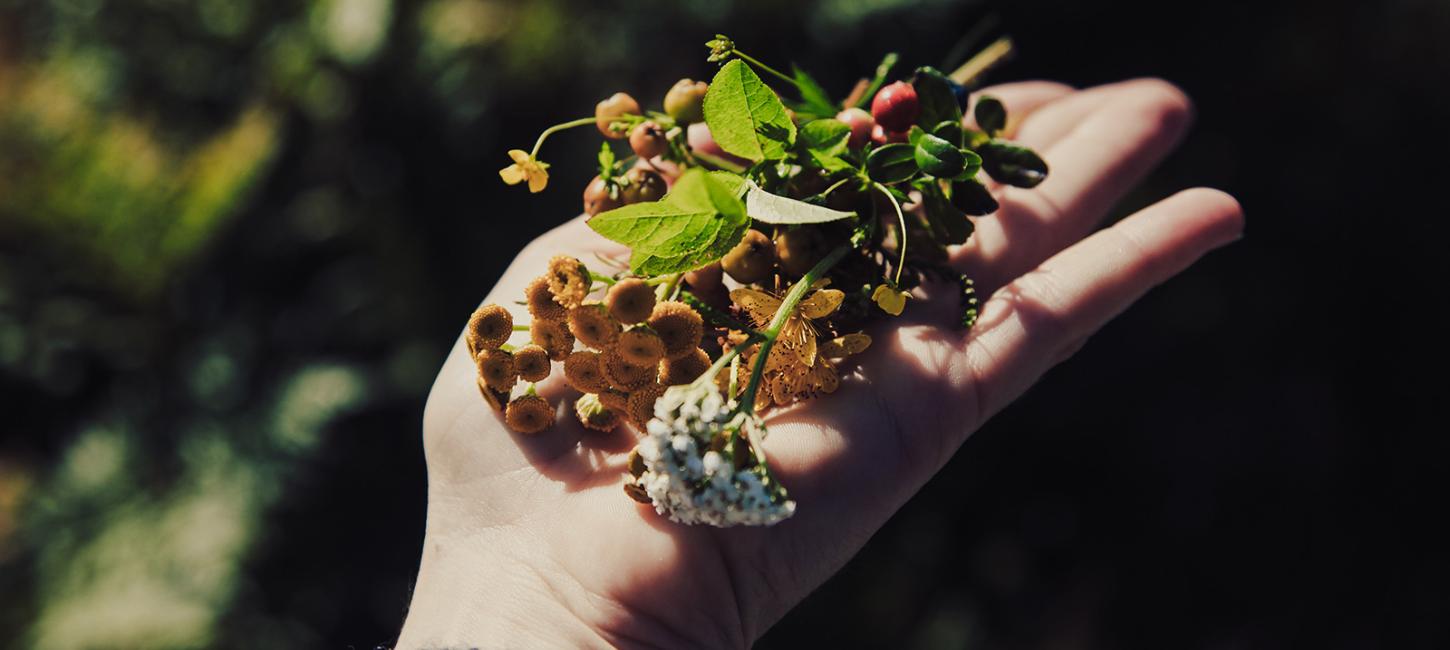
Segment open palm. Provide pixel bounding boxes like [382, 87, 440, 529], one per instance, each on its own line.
[398, 78, 1243, 649]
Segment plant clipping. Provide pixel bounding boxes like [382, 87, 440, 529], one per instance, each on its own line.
[477, 35, 1047, 527]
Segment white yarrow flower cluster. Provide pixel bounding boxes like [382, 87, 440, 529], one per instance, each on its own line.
[631, 383, 796, 527]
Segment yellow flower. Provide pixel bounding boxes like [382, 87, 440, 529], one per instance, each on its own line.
[730, 280, 871, 410]
[499, 149, 549, 193]
[871, 283, 909, 316]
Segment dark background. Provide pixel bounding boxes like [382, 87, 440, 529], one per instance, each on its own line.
[1, 0, 1445, 647]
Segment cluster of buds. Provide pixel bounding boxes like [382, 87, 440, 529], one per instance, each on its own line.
[466, 255, 711, 435]
[625, 382, 795, 527]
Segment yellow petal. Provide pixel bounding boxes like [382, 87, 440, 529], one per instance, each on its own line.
[872, 284, 908, 316]
[821, 332, 872, 358]
[729, 288, 782, 327]
[508, 149, 531, 164]
[527, 168, 548, 193]
[799, 289, 844, 320]
[499, 164, 526, 185]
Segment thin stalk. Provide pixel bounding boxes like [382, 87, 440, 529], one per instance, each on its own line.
[655, 273, 683, 302]
[732, 50, 798, 88]
[589, 271, 617, 286]
[949, 36, 1015, 88]
[512, 324, 530, 331]
[529, 117, 595, 158]
[737, 244, 851, 411]
[874, 182, 908, 285]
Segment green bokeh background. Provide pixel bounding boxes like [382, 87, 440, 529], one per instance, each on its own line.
[1, 0, 1444, 648]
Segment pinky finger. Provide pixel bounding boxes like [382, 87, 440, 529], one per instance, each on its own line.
[961, 188, 1245, 426]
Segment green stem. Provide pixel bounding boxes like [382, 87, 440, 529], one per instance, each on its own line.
[529, 116, 602, 158]
[737, 244, 851, 411]
[589, 271, 617, 286]
[732, 49, 799, 89]
[873, 182, 908, 285]
[949, 36, 1015, 88]
[512, 324, 530, 331]
[655, 273, 683, 302]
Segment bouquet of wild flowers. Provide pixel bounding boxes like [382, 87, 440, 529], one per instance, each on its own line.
[473, 34, 1046, 527]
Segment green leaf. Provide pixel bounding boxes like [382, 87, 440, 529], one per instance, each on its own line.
[932, 120, 964, 148]
[799, 119, 850, 157]
[703, 59, 796, 162]
[912, 66, 962, 129]
[974, 96, 1006, 135]
[950, 178, 999, 216]
[588, 169, 749, 275]
[980, 139, 1048, 188]
[919, 181, 974, 245]
[913, 133, 967, 178]
[866, 143, 918, 184]
[791, 64, 838, 118]
[854, 52, 900, 109]
[744, 181, 855, 224]
[708, 170, 749, 198]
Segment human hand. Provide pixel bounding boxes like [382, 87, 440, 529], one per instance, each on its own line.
[397, 78, 1243, 649]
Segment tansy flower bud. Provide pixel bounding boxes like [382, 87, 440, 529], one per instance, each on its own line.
[605, 278, 655, 324]
[530, 318, 575, 360]
[574, 393, 620, 432]
[513, 344, 551, 382]
[617, 326, 665, 367]
[546, 255, 591, 308]
[648, 301, 704, 360]
[526, 276, 567, 322]
[466, 304, 513, 354]
[476, 348, 517, 391]
[601, 349, 655, 392]
[624, 482, 653, 503]
[505, 393, 554, 434]
[567, 302, 620, 349]
[627, 448, 647, 477]
[659, 347, 711, 385]
[625, 382, 666, 429]
[563, 350, 608, 393]
[476, 376, 505, 411]
[599, 388, 629, 412]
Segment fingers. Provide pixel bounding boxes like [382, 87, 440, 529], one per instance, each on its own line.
[962, 187, 1243, 428]
[957, 79, 1197, 295]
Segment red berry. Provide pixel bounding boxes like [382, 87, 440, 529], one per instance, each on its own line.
[583, 176, 621, 216]
[595, 92, 641, 139]
[870, 81, 919, 131]
[835, 107, 875, 149]
[629, 121, 669, 159]
[686, 122, 750, 167]
[871, 123, 908, 145]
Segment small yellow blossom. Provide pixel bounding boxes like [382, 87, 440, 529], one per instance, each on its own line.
[499, 149, 549, 193]
[871, 284, 909, 316]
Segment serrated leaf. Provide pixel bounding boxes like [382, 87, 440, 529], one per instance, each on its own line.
[703, 59, 797, 162]
[866, 143, 917, 184]
[912, 66, 962, 129]
[799, 119, 850, 157]
[588, 169, 749, 275]
[745, 181, 855, 224]
[974, 96, 1006, 135]
[980, 139, 1048, 188]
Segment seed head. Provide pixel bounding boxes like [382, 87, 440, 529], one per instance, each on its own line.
[659, 347, 711, 385]
[513, 344, 551, 382]
[476, 348, 517, 391]
[567, 302, 621, 349]
[530, 318, 575, 360]
[563, 350, 608, 393]
[599, 388, 629, 412]
[466, 304, 513, 354]
[574, 393, 620, 432]
[605, 278, 655, 324]
[617, 326, 666, 367]
[601, 349, 656, 392]
[546, 255, 591, 308]
[505, 393, 555, 434]
[626, 382, 666, 429]
[526, 276, 567, 322]
[648, 301, 704, 360]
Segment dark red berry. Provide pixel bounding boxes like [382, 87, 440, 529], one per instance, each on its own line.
[620, 167, 666, 204]
[870, 81, 919, 131]
[871, 123, 908, 145]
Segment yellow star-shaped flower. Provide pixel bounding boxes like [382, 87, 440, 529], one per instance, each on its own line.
[499, 149, 549, 193]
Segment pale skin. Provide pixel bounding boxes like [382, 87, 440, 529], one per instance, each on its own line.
[398, 78, 1245, 649]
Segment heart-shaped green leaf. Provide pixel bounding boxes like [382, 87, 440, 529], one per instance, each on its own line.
[913, 133, 967, 178]
[973, 96, 1006, 135]
[866, 143, 918, 184]
[979, 139, 1048, 188]
[912, 66, 962, 129]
